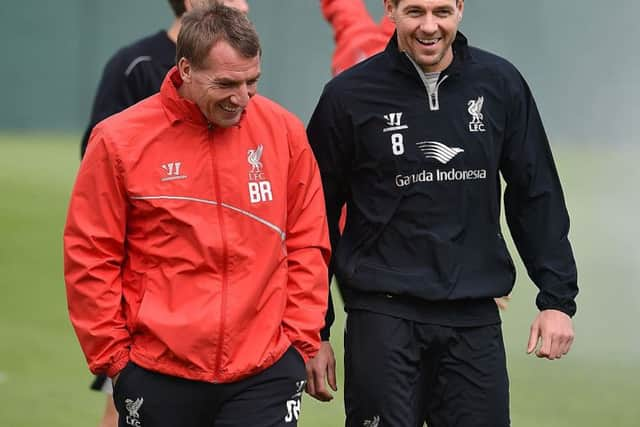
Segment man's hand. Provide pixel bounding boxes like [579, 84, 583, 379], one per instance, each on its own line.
[527, 309, 575, 360]
[305, 341, 337, 401]
[495, 295, 511, 310]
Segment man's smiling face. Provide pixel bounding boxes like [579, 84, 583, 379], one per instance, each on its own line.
[386, 0, 464, 72]
[179, 40, 261, 127]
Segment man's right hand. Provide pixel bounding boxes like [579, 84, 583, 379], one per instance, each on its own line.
[305, 341, 337, 401]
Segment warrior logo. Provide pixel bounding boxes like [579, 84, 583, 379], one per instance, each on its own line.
[384, 112, 402, 127]
[383, 112, 408, 132]
[161, 162, 187, 181]
[467, 96, 486, 132]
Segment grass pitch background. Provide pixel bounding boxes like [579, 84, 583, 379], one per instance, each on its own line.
[0, 134, 638, 426]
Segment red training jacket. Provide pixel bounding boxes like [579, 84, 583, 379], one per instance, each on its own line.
[64, 67, 330, 383]
[321, 0, 395, 76]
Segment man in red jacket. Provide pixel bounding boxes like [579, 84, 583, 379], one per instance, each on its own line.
[81, 0, 249, 158]
[82, 2, 250, 426]
[65, 5, 330, 427]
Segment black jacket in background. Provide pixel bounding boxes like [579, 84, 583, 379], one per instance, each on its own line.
[307, 32, 578, 339]
[80, 31, 175, 157]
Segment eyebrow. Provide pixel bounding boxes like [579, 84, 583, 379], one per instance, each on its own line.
[214, 78, 239, 85]
[402, 4, 455, 12]
[214, 74, 261, 85]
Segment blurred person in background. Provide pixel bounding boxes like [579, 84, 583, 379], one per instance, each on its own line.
[306, 0, 578, 425]
[320, 0, 395, 76]
[80, 0, 249, 158]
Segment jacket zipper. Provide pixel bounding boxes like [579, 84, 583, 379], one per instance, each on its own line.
[427, 76, 448, 111]
[404, 52, 448, 111]
[209, 124, 229, 380]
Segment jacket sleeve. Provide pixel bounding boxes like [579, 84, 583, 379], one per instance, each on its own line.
[379, 15, 396, 38]
[320, 0, 389, 75]
[283, 115, 332, 361]
[320, 0, 374, 42]
[500, 71, 578, 317]
[306, 84, 353, 339]
[81, 52, 138, 158]
[64, 128, 131, 377]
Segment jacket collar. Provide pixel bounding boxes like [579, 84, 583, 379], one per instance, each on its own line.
[160, 67, 250, 129]
[160, 67, 209, 126]
[384, 31, 472, 78]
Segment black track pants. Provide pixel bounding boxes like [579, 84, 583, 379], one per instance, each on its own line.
[113, 347, 307, 427]
[344, 310, 510, 427]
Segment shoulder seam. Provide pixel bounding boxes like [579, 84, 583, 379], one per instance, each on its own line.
[124, 56, 153, 77]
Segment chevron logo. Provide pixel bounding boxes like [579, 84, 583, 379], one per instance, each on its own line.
[416, 141, 464, 164]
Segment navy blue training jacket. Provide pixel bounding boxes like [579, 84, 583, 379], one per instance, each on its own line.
[81, 31, 175, 157]
[307, 32, 578, 338]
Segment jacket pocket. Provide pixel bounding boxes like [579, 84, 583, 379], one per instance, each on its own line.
[348, 233, 461, 300]
[352, 258, 458, 300]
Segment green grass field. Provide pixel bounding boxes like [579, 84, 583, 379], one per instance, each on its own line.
[0, 134, 638, 426]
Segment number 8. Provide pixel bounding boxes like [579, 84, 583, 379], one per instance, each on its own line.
[391, 133, 404, 155]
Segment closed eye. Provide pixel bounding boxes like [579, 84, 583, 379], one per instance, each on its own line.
[215, 80, 237, 89]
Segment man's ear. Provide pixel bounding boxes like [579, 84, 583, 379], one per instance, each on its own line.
[178, 57, 192, 83]
[384, 0, 396, 22]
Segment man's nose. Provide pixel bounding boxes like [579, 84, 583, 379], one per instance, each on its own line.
[230, 84, 250, 106]
[419, 13, 438, 34]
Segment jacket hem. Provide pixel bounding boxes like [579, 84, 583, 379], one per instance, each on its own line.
[129, 343, 290, 384]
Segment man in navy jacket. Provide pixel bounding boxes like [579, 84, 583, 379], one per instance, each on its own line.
[305, 1, 578, 426]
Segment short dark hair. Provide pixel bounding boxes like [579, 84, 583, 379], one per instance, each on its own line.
[168, 0, 187, 17]
[176, 4, 261, 69]
[388, 0, 461, 6]
[168, 0, 224, 18]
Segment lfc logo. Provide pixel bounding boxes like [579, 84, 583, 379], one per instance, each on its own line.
[247, 144, 272, 204]
[467, 96, 486, 132]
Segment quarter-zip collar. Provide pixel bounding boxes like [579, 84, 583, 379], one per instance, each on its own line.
[383, 31, 471, 111]
[384, 30, 472, 81]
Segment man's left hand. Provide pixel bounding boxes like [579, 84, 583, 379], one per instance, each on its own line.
[305, 341, 337, 401]
[527, 309, 575, 360]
